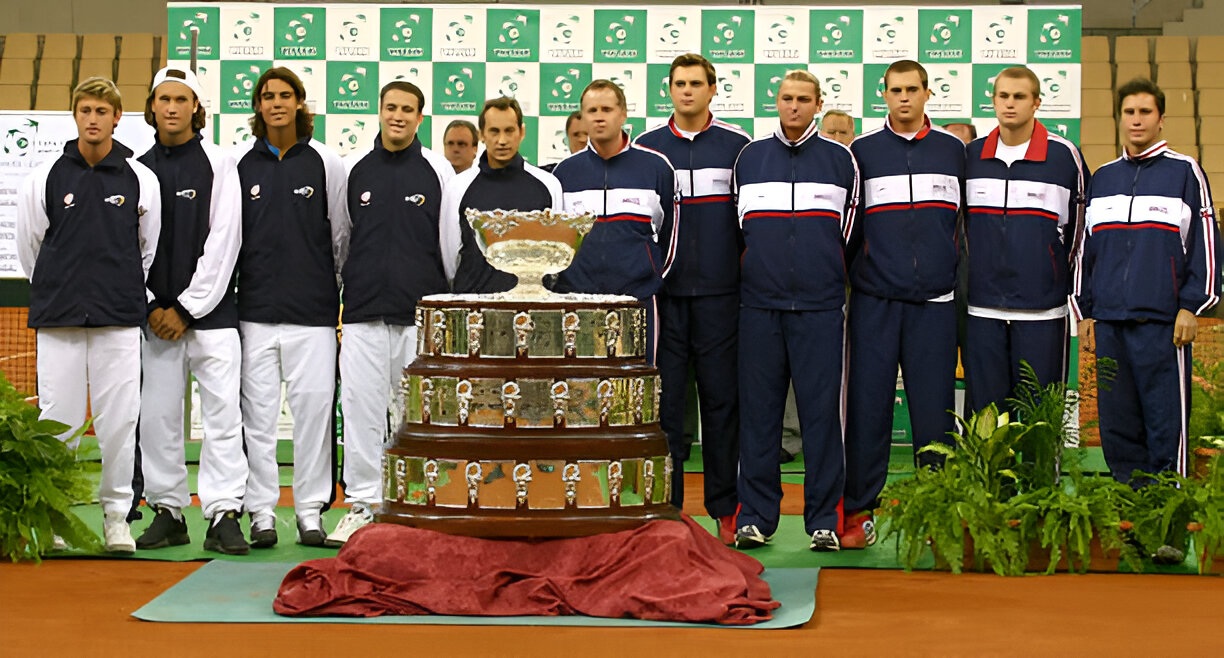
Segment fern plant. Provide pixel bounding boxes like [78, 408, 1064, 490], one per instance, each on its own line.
[0, 374, 99, 561]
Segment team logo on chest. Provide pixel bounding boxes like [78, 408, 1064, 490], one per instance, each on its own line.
[294, 185, 315, 198]
[406, 193, 425, 206]
[176, 189, 197, 200]
[249, 184, 261, 200]
[63, 193, 75, 209]
[360, 190, 372, 207]
[104, 194, 126, 207]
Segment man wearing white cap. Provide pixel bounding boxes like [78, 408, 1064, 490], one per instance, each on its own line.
[132, 67, 249, 554]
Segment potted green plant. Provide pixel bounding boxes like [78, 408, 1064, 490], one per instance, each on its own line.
[1189, 359, 1224, 478]
[1185, 452, 1224, 575]
[0, 374, 99, 561]
[878, 403, 1038, 576]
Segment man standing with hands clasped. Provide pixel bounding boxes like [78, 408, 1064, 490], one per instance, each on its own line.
[133, 67, 249, 555]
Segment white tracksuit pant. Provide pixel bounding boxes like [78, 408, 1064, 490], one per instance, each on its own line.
[239, 322, 337, 518]
[36, 327, 141, 517]
[139, 328, 247, 519]
[338, 321, 417, 505]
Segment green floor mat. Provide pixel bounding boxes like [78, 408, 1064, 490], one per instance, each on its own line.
[131, 560, 819, 629]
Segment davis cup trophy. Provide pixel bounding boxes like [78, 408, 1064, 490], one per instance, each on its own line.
[376, 208, 680, 538]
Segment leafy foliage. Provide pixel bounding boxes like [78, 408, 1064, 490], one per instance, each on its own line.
[1189, 359, 1224, 450]
[0, 374, 99, 561]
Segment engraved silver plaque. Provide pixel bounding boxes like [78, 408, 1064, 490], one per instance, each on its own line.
[527, 459, 566, 509]
[576, 460, 611, 509]
[478, 460, 516, 509]
[434, 459, 469, 508]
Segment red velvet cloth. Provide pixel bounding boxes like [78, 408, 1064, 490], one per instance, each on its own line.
[273, 515, 780, 625]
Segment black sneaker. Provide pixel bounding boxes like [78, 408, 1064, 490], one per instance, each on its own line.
[135, 506, 190, 550]
[249, 513, 278, 549]
[203, 511, 250, 555]
[297, 515, 326, 547]
[809, 529, 841, 552]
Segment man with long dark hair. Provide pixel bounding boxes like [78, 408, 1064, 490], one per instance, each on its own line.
[235, 67, 350, 548]
[133, 67, 248, 555]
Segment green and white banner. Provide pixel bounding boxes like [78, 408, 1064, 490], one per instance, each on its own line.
[166, 3, 1082, 162]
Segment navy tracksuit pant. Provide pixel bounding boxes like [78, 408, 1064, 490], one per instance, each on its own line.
[737, 306, 844, 536]
[657, 293, 739, 517]
[1094, 320, 1191, 481]
[964, 315, 1068, 413]
[844, 291, 957, 514]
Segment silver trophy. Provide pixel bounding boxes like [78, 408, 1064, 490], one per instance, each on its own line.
[466, 208, 597, 299]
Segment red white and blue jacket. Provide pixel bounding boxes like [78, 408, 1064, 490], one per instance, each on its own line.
[849, 116, 965, 302]
[1075, 140, 1221, 322]
[551, 133, 678, 301]
[634, 113, 750, 297]
[733, 121, 859, 311]
[965, 121, 1089, 313]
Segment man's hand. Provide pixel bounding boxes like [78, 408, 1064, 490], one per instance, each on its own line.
[160, 307, 188, 341]
[1078, 318, 1095, 353]
[148, 307, 171, 340]
[1173, 309, 1198, 347]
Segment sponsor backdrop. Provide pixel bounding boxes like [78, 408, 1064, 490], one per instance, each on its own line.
[166, 3, 1082, 160]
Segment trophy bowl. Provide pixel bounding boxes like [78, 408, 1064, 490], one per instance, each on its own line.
[466, 208, 596, 300]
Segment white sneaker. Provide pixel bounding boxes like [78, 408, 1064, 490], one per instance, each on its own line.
[324, 504, 374, 547]
[103, 513, 136, 554]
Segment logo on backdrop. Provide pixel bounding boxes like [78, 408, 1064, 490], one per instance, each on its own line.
[168, 6, 219, 58]
[919, 9, 972, 62]
[595, 10, 646, 62]
[382, 8, 431, 60]
[227, 11, 266, 56]
[275, 7, 324, 58]
[488, 9, 539, 61]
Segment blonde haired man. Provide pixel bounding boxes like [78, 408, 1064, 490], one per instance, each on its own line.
[18, 77, 161, 553]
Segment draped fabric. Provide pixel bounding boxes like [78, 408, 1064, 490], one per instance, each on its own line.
[274, 516, 779, 625]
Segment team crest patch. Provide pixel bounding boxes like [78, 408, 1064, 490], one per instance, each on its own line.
[406, 194, 425, 206]
[294, 186, 315, 198]
[176, 189, 197, 199]
[63, 193, 75, 208]
[360, 191, 372, 207]
[250, 184, 261, 200]
[104, 195, 126, 207]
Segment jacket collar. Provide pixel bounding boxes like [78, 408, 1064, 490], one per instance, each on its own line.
[478, 150, 526, 174]
[255, 134, 311, 159]
[885, 114, 932, 141]
[373, 133, 423, 159]
[667, 112, 715, 140]
[587, 130, 632, 160]
[64, 138, 133, 169]
[772, 120, 820, 148]
[1122, 140, 1168, 162]
[980, 120, 1050, 162]
[153, 131, 204, 157]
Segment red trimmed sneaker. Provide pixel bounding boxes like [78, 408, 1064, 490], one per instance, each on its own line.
[840, 510, 877, 549]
